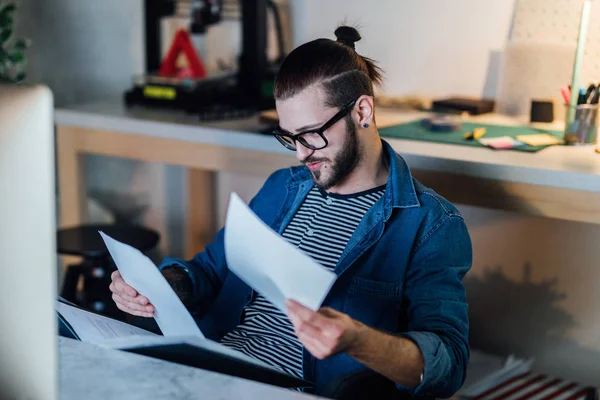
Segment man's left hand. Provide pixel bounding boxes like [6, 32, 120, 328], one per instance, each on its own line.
[285, 299, 364, 360]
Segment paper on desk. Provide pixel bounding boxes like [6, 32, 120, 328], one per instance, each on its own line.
[459, 354, 534, 397]
[516, 133, 563, 146]
[58, 299, 293, 377]
[224, 192, 337, 313]
[479, 136, 526, 150]
[56, 302, 157, 345]
[99, 232, 204, 339]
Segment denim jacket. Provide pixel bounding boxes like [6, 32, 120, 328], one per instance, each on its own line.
[159, 140, 472, 398]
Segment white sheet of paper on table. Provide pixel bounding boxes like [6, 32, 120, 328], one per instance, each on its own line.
[99, 232, 204, 339]
[56, 302, 158, 344]
[57, 301, 288, 375]
[224, 192, 337, 313]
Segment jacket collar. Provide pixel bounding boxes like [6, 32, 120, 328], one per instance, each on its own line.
[286, 139, 420, 211]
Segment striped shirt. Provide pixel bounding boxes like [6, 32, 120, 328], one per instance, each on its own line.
[220, 184, 386, 379]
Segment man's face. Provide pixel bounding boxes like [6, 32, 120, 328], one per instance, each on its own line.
[276, 86, 361, 190]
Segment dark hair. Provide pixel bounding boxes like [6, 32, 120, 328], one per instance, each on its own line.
[273, 26, 383, 111]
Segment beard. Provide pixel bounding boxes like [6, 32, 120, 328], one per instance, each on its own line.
[306, 119, 361, 191]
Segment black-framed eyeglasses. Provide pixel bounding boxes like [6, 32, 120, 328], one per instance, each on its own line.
[272, 99, 357, 151]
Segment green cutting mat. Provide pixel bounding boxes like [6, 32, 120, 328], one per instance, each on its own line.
[379, 119, 563, 152]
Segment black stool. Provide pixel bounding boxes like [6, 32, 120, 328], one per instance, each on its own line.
[58, 223, 160, 318]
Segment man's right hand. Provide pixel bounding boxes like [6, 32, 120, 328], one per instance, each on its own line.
[109, 270, 155, 317]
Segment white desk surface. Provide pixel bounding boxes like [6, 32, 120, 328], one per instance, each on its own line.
[58, 337, 504, 399]
[55, 100, 600, 193]
[59, 337, 321, 400]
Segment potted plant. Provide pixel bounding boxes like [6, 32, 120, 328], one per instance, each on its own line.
[0, 1, 30, 83]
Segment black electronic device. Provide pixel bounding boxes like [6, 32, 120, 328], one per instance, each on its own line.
[431, 97, 496, 115]
[530, 99, 554, 123]
[124, 0, 286, 121]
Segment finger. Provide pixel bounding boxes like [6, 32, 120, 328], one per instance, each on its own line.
[296, 321, 339, 351]
[286, 299, 331, 326]
[286, 299, 307, 314]
[318, 307, 343, 318]
[301, 342, 328, 360]
[117, 291, 149, 307]
[289, 310, 344, 348]
[115, 290, 149, 306]
[286, 300, 322, 324]
[114, 294, 154, 313]
[114, 287, 149, 306]
[316, 310, 345, 339]
[112, 293, 154, 314]
[109, 281, 136, 303]
[290, 305, 338, 334]
[114, 277, 138, 298]
[111, 270, 121, 280]
[287, 308, 312, 333]
[291, 313, 323, 338]
[114, 300, 150, 317]
[114, 300, 154, 318]
[289, 311, 340, 351]
[297, 332, 332, 360]
[109, 281, 127, 296]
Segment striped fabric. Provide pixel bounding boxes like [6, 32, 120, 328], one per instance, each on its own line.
[470, 372, 597, 400]
[220, 184, 385, 379]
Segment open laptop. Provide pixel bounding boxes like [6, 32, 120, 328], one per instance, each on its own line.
[0, 84, 57, 400]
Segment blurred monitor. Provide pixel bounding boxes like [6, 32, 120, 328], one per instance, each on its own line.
[0, 84, 57, 400]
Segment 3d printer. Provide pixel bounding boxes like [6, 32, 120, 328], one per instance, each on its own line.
[124, 0, 286, 121]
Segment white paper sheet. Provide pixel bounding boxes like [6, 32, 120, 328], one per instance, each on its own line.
[459, 353, 534, 397]
[224, 193, 337, 312]
[56, 302, 157, 345]
[99, 232, 204, 339]
[58, 302, 288, 376]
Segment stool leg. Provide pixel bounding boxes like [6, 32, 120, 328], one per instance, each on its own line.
[81, 259, 123, 319]
[60, 264, 84, 304]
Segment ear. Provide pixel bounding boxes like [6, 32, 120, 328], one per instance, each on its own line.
[355, 95, 374, 128]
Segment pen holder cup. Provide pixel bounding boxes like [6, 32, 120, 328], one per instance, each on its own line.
[564, 104, 599, 145]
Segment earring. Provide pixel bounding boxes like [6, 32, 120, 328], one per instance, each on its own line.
[362, 123, 369, 128]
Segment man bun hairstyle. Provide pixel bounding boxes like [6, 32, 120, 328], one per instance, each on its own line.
[334, 26, 361, 49]
[273, 25, 383, 113]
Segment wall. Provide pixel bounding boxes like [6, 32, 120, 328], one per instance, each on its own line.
[18, 0, 600, 385]
[289, 0, 515, 99]
[463, 207, 600, 384]
[15, 0, 188, 256]
[17, 0, 144, 106]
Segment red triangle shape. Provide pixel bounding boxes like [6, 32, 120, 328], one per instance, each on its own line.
[159, 29, 207, 79]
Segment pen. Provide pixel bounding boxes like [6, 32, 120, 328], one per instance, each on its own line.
[587, 83, 600, 104]
[578, 88, 587, 104]
[561, 85, 572, 104]
[464, 127, 486, 140]
[590, 86, 599, 104]
[574, 84, 599, 142]
[584, 83, 597, 104]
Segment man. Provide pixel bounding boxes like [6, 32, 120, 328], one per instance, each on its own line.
[110, 26, 472, 398]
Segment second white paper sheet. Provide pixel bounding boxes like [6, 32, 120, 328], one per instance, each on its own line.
[224, 193, 337, 313]
[99, 232, 204, 339]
